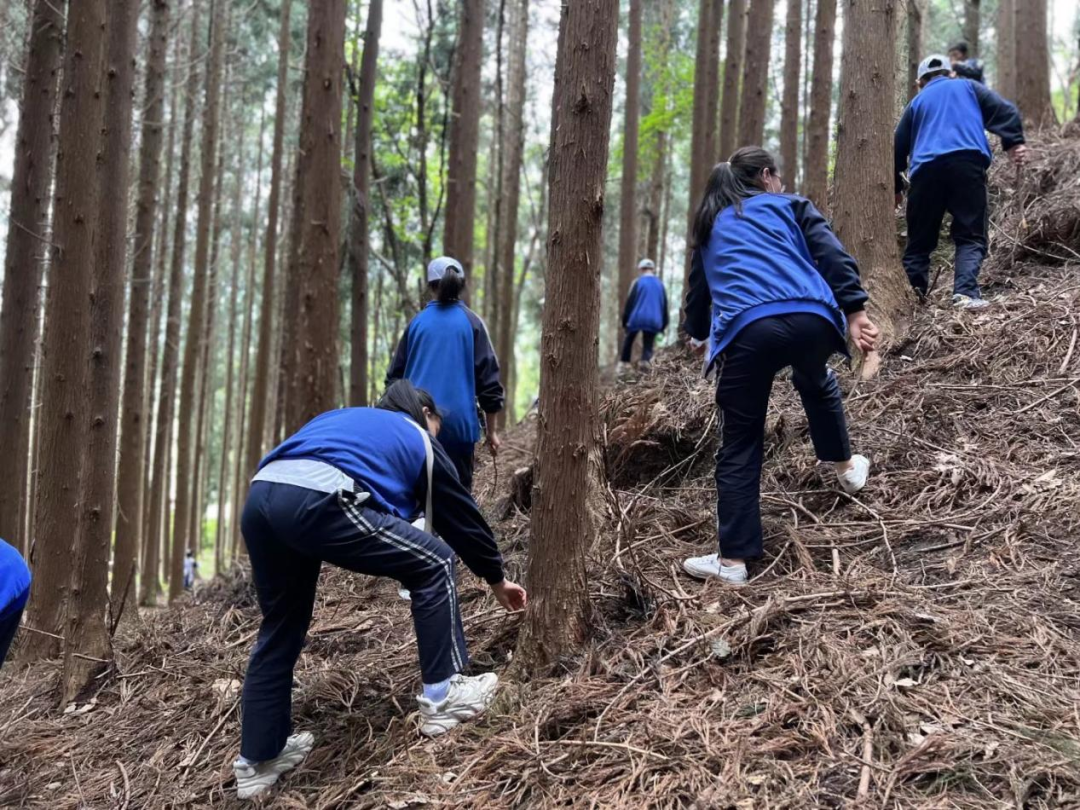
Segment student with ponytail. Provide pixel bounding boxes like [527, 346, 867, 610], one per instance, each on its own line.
[388, 257, 504, 492]
[681, 146, 880, 586]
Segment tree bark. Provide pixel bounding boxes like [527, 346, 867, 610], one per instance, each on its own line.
[963, 0, 980, 58]
[737, 0, 775, 147]
[516, 0, 618, 671]
[643, 0, 677, 262]
[1015, 0, 1054, 130]
[906, 0, 924, 104]
[23, 0, 108, 663]
[718, 0, 747, 160]
[833, 0, 910, 361]
[113, 0, 170, 619]
[615, 0, 642, 355]
[996, 0, 1016, 100]
[289, 0, 347, 430]
[780, 0, 802, 180]
[0, 0, 63, 556]
[802, 0, 836, 213]
[683, 0, 715, 295]
[703, 0, 723, 166]
[348, 0, 383, 408]
[443, 0, 486, 286]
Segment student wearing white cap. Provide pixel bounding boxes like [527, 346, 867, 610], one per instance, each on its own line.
[619, 258, 669, 374]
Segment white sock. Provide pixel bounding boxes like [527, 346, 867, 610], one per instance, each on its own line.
[236, 755, 254, 766]
[422, 677, 451, 703]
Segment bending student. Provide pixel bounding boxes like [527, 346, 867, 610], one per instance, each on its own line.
[681, 147, 879, 587]
[0, 537, 30, 668]
[619, 258, 669, 374]
[234, 380, 526, 800]
[388, 256, 504, 492]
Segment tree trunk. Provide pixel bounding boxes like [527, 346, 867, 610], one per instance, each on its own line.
[348, 0, 383, 408]
[832, 0, 910, 362]
[683, 0, 715, 295]
[496, 0, 528, 408]
[643, 0, 677, 262]
[22, 0, 108, 663]
[443, 0, 485, 286]
[289, 0, 347, 430]
[171, 0, 225, 602]
[906, 0, 924, 103]
[996, 0, 1016, 100]
[718, 0, 747, 160]
[615, 0, 642, 355]
[1014, 0, 1054, 130]
[802, 0, 836, 213]
[780, 0, 802, 180]
[0, 0, 63, 555]
[703, 0, 723, 166]
[516, 0, 618, 671]
[963, 0, 980, 58]
[737, 0, 775, 147]
[113, 0, 170, 619]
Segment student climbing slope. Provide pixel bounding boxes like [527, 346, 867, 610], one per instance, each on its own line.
[0, 538, 30, 669]
[681, 147, 879, 587]
[619, 258, 669, 374]
[388, 257, 504, 492]
[234, 381, 526, 800]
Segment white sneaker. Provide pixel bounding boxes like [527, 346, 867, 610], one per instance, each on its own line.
[837, 454, 870, 495]
[617, 361, 633, 379]
[953, 294, 990, 310]
[681, 553, 748, 585]
[233, 731, 314, 800]
[416, 673, 499, 737]
[399, 588, 412, 601]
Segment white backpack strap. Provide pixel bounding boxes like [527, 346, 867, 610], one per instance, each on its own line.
[404, 417, 436, 533]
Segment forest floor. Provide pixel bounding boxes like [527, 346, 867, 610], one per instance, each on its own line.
[2, 135, 1080, 808]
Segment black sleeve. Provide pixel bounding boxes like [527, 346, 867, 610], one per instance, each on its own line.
[386, 323, 410, 385]
[790, 196, 869, 315]
[467, 309, 504, 415]
[972, 82, 1025, 151]
[421, 439, 505, 584]
[621, 280, 640, 328]
[894, 104, 914, 194]
[954, 60, 985, 84]
[661, 283, 670, 332]
[681, 248, 711, 341]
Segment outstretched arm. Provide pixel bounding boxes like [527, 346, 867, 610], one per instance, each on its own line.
[681, 249, 711, 342]
[790, 196, 869, 315]
[972, 82, 1025, 151]
[894, 105, 914, 195]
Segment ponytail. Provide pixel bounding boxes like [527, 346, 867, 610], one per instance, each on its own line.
[429, 270, 466, 304]
[692, 146, 780, 249]
[377, 380, 441, 427]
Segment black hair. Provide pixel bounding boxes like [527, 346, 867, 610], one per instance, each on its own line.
[428, 270, 466, 304]
[691, 146, 779, 248]
[948, 41, 969, 56]
[377, 380, 441, 427]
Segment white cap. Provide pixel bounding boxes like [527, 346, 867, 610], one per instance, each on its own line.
[638, 259, 656, 271]
[427, 256, 464, 283]
[917, 54, 952, 81]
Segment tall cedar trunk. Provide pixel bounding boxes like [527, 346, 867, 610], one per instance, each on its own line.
[802, 0, 836, 213]
[907, 0, 924, 103]
[171, 0, 226, 601]
[289, 0, 347, 430]
[23, 0, 108, 663]
[114, 0, 170, 617]
[718, 0, 747, 160]
[0, 0, 63, 555]
[496, 0, 528, 407]
[145, 0, 202, 604]
[644, 0, 677, 262]
[443, 0, 485, 286]
[517, 0, 618, 670]
[779, 0, 802, 179]
[997, 0, 1016, 100]
[483, 124, 500, 324]
[737, 0, 775, 146]
[894, 0, 909, 119]
[281, 94, 307, 433]
[833, 0, 910, 363]
[963, 0, 980, 57]
[683, 0, 714, 294]
[1015, 0, 1054, 130]
[615, 0, 642, 354]
[348, 0, 383, 408]
[489, 2, 505, 345]
[703, 0, 723, 164]
[244, 0, 292, 508]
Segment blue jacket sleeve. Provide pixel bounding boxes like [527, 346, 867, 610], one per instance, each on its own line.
[421, 439, 505, 584]
[467, 309, 504, 415]
[790, 196, 869, 315]
[972, 82, 1025, 151]
[681, 248, 711, 341]
[621, 280, 640, 328]
[386, 323, 410, 385]
[894, 104, 914, 194]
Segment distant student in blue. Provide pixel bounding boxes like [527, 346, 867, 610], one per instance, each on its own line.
[0, 537, 31, 669]
[682, 147, 879, 587]
[619, 258, 669, 373]
[388, 257, 504, 492]
[895, 54, 1027, 309]
[234, 380, 526, 800]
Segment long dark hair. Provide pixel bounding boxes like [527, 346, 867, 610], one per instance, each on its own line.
[377, 380, 441, 427]
[429, 271, 466, 304]
[691, 146, 779, 248]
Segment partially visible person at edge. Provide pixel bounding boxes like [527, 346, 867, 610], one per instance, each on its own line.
[0, 538, 31, 669]
[947, 40, 985, 84]
[619, 258, 669, 376]
[233, 380, 527, 800]
[681, 146, 880, 587]
[183, 549, 199, 590]
[895, 54, 1027, 309]
[388, 257, 503, 492]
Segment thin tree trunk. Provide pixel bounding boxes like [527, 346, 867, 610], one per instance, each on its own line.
[780, 0, 802, 180]
[683, 0, 714, 296]
[643, 0, 676, 263]
[615, 0, 642, 356]
[517, 0, 618, 670]
[1015, 0, 1054, 130]
[802, 0, 836, 213]
[114, 0, 171, 618]
[23, 0, 108, 664]
[996, 0, 1016, 100]
[963, 0, 980, 57]
[489, 0, 505, 346]
[0, 0, 63, 555]
[703, 0, 723, 165]
[737, 0, 775, 147]
[906, 0, 923, 103]
[718, 0, 747, 160]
